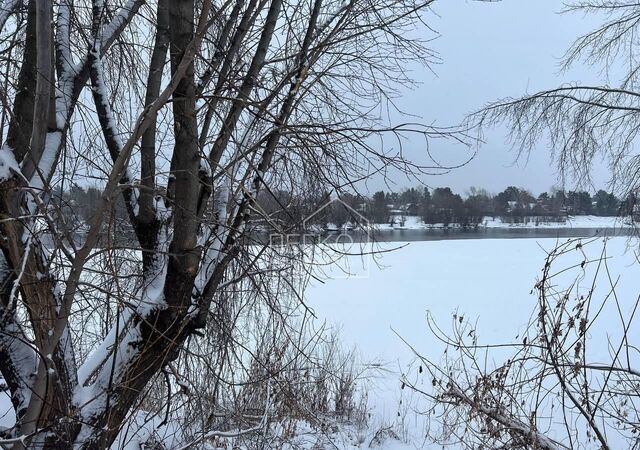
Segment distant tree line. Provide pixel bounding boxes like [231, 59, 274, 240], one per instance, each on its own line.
[248, 185, 638, 229]
[367, 186, 635, 227]
[59, 185, 638, 232]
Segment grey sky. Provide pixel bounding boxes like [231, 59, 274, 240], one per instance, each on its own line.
[385, 0, 611, 196]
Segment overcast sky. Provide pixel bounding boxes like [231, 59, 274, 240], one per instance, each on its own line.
[380, 0, 612, 196]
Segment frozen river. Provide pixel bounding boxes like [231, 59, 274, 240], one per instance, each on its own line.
[304, 236, 640, 447]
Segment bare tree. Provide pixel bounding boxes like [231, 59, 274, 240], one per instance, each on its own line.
[0, 0, 459, 448]
[407, 237, 640, 449]
[472, 1, 640, 197]
[398, 5, 640, 447]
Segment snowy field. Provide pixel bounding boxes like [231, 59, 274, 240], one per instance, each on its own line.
[305, 236, 640, 448]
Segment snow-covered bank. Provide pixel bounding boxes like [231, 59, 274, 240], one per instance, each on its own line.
[482, 214, 631, 229]
[372, 214, 634, 231]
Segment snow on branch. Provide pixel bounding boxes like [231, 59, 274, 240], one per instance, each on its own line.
[75, 245, 170, 428]
[89, 47, 123, 154]
[76, 238, 170, 391]
[100, 0, 145, 51]
[193, 179, 231, 297]
[28, 132, 62, 193]
[76, 309, 134, 388]
[73, 318, 143, 436]
[55, 0, 74, 76]
[136, 238, 169, 317]
[0, 434, 27, 448]
[0, 251, 37, 415]
[0, 316, 37, 414]
[0, 145, 21, 182]
[24, 0, 144, 195]
[88, 5, 147, 230]
[73, 267, 170, 441]
[89, 46, 135, 188]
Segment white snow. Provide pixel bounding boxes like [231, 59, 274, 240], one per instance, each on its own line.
[91, 48, 123, 150]
[377, 214, 633, 230]
[76, 309, 133, 387]
[0, 317, 36, 415]
[111, 410, 183, 450]
[376, 215, 424, 230]
[100, 0, 139, 48]
[56, 0, 74, 73]
[0, 146, 20, 181]
[305, 236, 640, 448]
[29, 130, 62, 192]
[74, 319, 144, 444]
[2, 236, 637, 448]
[481, 214, 631, 229]
[55, 74, 74, 129]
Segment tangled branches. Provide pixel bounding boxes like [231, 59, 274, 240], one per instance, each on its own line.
[408, 238, 640, 449]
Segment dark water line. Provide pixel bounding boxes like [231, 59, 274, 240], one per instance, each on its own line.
[253, 227, 636, 244]
[370, 227, 634, 243]
[52, 227, 636, 248]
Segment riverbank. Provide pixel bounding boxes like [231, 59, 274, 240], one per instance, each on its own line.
[373, 215, 633, 231]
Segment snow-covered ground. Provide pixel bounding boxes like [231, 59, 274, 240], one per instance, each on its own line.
[374, 214, 633, 230]
[482, 214, 632, 229]
[2, 237, 637, 449]
[305, 236, 640, 448]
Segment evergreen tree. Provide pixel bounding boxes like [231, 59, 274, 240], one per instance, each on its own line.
[594, 190, 619, 216]
[370, 191, 389, 223]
